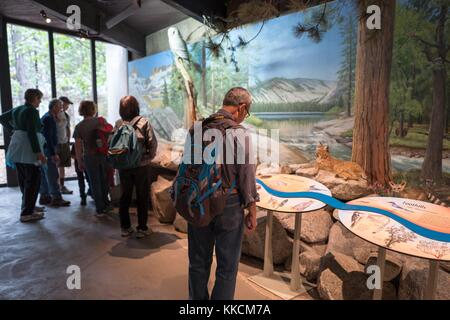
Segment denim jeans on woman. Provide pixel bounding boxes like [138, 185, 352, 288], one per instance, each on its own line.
[84, 154, 109, 213]
[187, 193, 244, 300]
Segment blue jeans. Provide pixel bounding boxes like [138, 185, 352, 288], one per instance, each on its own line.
[188, 193, 244, 300]
[84, 154, 110, 213]
[40, 157, 61, 199]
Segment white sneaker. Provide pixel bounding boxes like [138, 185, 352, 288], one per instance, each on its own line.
[20, 212, 44, 223]
[135, 229, 152, 239]
[121, 227, 135, 237]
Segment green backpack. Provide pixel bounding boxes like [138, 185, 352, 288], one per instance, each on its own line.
[108, 117, 144, 169]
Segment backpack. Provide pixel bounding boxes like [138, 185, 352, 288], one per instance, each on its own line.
[108, 116, 144, 169]
[170, 115, 239, 227]
[95, 116, 113, 155]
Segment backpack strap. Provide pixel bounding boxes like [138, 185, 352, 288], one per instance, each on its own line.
[130, 116, 143, 128]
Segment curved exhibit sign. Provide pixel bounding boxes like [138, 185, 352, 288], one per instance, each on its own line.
[256, 174, 332, 213]
[338, 197, 450, 261]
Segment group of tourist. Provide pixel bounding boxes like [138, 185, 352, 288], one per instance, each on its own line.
[0, 87, 258, 300]
[0, 89, 158, 239]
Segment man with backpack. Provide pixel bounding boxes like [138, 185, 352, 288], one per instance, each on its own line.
[172, 87, 259, 300]
[109, 96, 157, 239]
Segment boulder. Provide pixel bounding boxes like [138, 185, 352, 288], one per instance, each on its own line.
[317, 251, 397, 300]
[295, 167, 318, 179]
[256, 163, 292, 176]
[317, 252, 366, 300]
[241, 211, 292, 265]
[284, 241, 327, 272]
[441, 262, 450, 273]
[274, 209, 333, 244]
[150, 176, 176, 223]
[296, 168, 371, 201]
[151, 141, 182, 172]
[326, 222, 378, 264]
[173, 213, 188, 233]
[318, 270, 397, 300]
[365, 252, 403, 282]
[299, 250, 322, 282]
[399, 258, 450, 300]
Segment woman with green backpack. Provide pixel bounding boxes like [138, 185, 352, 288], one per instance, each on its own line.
[110, 96, 158, 239]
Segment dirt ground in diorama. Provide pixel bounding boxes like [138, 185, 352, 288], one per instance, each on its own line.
[0, 180, 319, 300]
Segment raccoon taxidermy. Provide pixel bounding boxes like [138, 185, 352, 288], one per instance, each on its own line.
[315, 144, 367, 181]
[389, 181, 448, 207]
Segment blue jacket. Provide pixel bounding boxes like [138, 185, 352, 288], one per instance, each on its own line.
[41, 112, 58, 157]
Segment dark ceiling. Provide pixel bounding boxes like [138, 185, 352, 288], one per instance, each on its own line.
[0, 0, 330, 56]
[0, 0, 190, 55]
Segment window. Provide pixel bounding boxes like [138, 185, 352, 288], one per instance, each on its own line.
[7, 24, 52, 116]
[54, 33, 93, 137]
[96, 41, 108, 119]
[2, 22, 127, 187]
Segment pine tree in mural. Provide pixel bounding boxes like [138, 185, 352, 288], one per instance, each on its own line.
[352, 0, 396, 186]
[163, 80, 169, 107]
[411, 0, 449, 183]
[337, 14, 357, 117]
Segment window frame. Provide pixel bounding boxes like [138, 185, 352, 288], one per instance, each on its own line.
[0, 17, 111, 187]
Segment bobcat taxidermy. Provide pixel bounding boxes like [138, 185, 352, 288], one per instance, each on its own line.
[315, 144, 367, 181]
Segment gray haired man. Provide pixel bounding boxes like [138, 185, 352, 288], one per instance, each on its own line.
[39, 99, 71, 207]
[188, 87, 259, 300]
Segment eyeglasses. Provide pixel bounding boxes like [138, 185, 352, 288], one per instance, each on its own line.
[242, 104, 251, 118]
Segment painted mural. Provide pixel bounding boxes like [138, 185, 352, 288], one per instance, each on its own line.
[128, 0, 450, 203]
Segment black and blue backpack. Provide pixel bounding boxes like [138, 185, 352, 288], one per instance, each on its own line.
[171, 115, 239, 227]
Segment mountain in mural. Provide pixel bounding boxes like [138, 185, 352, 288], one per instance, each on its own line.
[129, 64, 172, 109]
[250, 77, 339, 105]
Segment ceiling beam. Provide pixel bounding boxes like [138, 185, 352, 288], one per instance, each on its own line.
[31, 0, 145, 55]
[161, 0, 227, 22]
[105, 0, 142, 30]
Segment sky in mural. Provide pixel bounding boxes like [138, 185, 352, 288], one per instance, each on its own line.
[129, 3, 344, 85]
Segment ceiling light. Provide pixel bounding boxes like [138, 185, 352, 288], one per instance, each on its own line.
[40, 10, 52, 24]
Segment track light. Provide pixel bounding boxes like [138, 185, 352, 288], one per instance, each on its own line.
[40, 10, 52, 23]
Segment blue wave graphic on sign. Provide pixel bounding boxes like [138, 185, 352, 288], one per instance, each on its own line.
[256, 178, 450, 243]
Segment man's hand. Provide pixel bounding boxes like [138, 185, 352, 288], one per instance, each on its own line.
[244, 202, 257, 233]
[37, 153, 47, 164]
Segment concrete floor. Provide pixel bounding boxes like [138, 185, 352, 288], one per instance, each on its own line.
[0, 181, 317, 300]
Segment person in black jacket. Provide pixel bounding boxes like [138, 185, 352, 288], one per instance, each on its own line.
[114, 96, 158, 239]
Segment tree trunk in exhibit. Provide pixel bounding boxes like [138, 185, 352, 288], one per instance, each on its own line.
[352, 0, 396, 186]
[420, 4, 448, 183]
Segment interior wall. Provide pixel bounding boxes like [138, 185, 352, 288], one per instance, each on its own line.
[106, 43, 128, 123]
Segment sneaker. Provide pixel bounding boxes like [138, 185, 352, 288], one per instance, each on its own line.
[80, 196, 87, 206]
[35, 206, 46, 212]
[39, 195, 51, 205]
[95, 211, 106, 218]
[50, 198, 71, 207]
[61, 186, 73, 195]
[121, 227, 135, 237]
[135, 228, 152, 239]
[20, 212, 44, 223]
